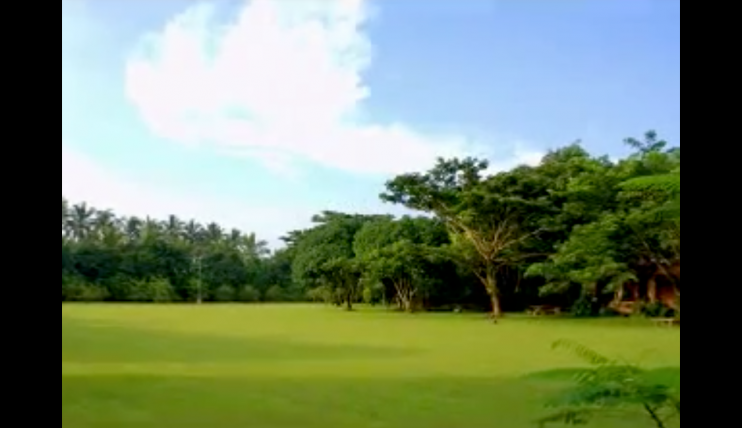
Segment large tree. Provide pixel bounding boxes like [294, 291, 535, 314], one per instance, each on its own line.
[62, 132, 680, 318]
[382, 158, 546, 319]
[527, 133, 681, 312]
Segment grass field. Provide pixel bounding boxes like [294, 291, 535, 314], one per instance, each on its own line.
[62, 304, 681, 428]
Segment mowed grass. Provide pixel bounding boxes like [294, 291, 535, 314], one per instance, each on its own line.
[62, 305, 681, 428]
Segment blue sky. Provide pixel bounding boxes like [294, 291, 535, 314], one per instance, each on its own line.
[62, 0, 681, 246]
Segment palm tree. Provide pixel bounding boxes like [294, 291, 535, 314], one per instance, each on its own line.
[164, 215, 185, 240]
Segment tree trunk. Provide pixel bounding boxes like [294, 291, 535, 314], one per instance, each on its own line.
[489, 292, 502, 321]
[402, 281, 416, 313]
[403, 297, 414, 313]
[486, 268, 502, 321]
[647, 277, 658, 304]
[393, 280, 416, 313]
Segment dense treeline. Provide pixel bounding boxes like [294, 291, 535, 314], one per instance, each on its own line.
[62, 132, 680, 317]
[61, 203, 295, 303]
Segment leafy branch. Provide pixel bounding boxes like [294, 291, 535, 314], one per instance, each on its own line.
[538, 340, 680, 428]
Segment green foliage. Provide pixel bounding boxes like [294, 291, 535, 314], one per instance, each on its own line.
[362, 282, 385, 305]
[237, 285, 261, 302]
[528, 216, 638, 300]
[63, 131, 679, 318]
[622, 173, 681, 199]
[539, 340, 681, 427]
[63, 277, 111, 302]
[382, 157, 550, 317]
[214, 285, 237, 302]
[62, 197, 293, 304]
[526, 135, 680, 314]
[264, 285, 286, 302]
[127, 278, 179, 303]
[638, 302, 674, 319]
[306, 285, 333, 303]
[570, 293, 600, 318]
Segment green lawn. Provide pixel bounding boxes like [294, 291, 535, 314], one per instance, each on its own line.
[62, 304, 681, 428]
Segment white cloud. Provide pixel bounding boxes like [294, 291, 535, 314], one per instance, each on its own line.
[63, 0, 546, 245]
[125, 0, 496, 177]
[486, 143, 546, 176]
[62, 143, 314, 245]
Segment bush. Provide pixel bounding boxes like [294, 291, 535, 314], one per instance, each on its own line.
[307, 286, 333, 303]
[264, 285, 286, 302]
[185, 279, 210, 302]
[571, 293, 600, 318]
[127, 278, 178, 303]
[63, 276, 110, 302]
[214, 285, 237, 302]
[363, 283, 385, 305]
[71, 284, 110, 302]
[237, 285, 261, 302]
[640, 302, 674, 318]
[104, 275, 137, 301]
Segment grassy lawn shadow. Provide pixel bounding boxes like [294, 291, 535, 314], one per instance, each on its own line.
[62, 374, 669, 428]
[62, 319, 414, 364]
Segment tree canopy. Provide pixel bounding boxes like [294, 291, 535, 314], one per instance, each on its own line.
[62, 132, 680, 318]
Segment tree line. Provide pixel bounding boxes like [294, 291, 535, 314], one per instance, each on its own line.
[62, 132, 680, 318]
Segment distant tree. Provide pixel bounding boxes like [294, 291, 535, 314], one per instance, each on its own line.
[355, 217, 450, 312]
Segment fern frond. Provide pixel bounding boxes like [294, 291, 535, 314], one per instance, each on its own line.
[553, 340, 613, 366]
[544, 341, 681, 427]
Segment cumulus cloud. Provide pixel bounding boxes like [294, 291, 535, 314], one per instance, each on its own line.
[62, 143, 314, 245]
[63, 0, 546, 245]
[125, 0, 494, 177]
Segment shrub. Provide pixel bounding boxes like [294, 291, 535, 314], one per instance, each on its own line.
[103, 275, 137, 301]
[640, 302, 673, 318]
[185, 278, 210, 303]
[237, 285, 261, 302]
[307, 286, 333, 303]
[264, 285, 286, 302]
[363, 283, 385, 305]
[127, 278, 178, 303]
[214, 285, 237, 302]
[62, 276, 110, 302]
[73, 284, 110, 302]
[571, 293, 600, 318]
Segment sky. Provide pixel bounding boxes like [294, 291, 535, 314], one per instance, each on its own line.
[62, 0, 681, 246]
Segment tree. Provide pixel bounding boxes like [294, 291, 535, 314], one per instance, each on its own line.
[62, 197, 283, 303]
[527, 134, 681, 314]
[62, 131, 679, 319]
[527, 216, 638, 315]
[290, 212, 384, 309]
[382, 158, 544, 319]
[355, 217, 450, 312]
[319, 257, 363, 311]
